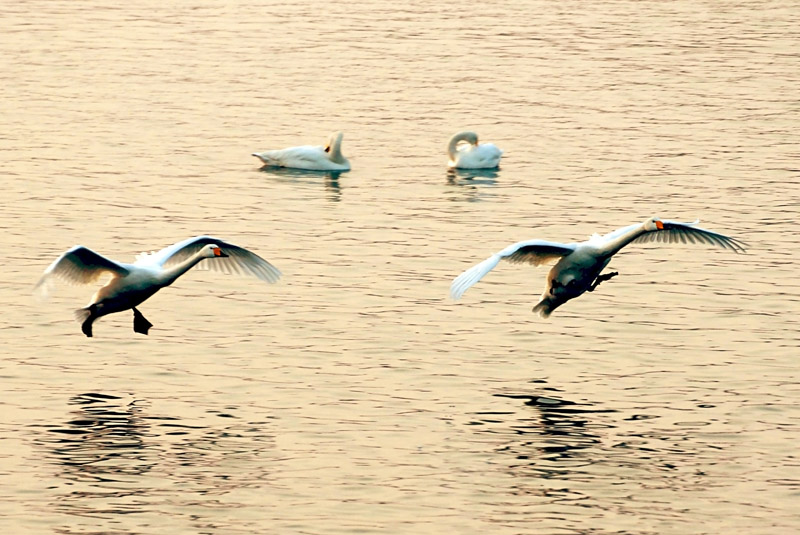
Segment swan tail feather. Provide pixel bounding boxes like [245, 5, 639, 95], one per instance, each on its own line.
[252, 152, 278, 165]
[74, 307, 91, 324]
[74, 307, 95, 337]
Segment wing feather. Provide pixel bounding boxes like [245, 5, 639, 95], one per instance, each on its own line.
[503, 240, 577, 266]
[629, 220, 746, 253]
[139, 236, 281, 283]
[450, 240, 574, 300]
[34, 246, 129, 299]
[252, 146, 324, 167]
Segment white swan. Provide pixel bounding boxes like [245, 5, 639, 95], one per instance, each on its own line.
[450, 217, 746, 317]
[252, 132, 351, 171]
[34, 236, 281, 337]
[447, 131, 503, 169]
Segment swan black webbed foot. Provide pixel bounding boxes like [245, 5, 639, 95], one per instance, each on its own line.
[79, 304, 97, 337]
[132, 307, 153, 335]
[589, 271, 619, 292]
[81, 318, 93, 338]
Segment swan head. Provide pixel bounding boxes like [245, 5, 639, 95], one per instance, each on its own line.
[463, 131, 479, 145]
[449, 131, 479, 147]
[447, 131, 480, 164]
[201, 244, 229, 258]
[644, 217, 665, 231]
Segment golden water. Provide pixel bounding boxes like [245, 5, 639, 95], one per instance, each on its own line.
[2, 1, 798, 533]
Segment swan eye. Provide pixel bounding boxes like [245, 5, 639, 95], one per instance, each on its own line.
[324, 146, 330, 153]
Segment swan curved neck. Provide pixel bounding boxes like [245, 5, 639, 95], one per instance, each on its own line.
[328, 134, 345, 163]
[447, 132, 475, 159]
[158, 251, 207, 287]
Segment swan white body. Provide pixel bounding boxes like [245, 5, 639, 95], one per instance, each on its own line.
[252, 132, 351, 171]
[450, 218, 746, 317]
[34, 236, 281, 337]
[447, 131, 503, 169]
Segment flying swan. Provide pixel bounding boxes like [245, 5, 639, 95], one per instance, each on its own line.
[447, 131, 503, 169]
[252, 132, 351, 171]
[34, 236, 281, 337]
[450, 217, 746, 317]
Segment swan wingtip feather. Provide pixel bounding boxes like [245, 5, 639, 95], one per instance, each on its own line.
[32, 277, 54, 301]
[450, 254, 502, 300]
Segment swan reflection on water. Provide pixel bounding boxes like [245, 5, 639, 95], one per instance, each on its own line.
[34, 392, 154, 483]
[447, 167, 499, 185]
[446, 168, 499, 203]
[493, 394, 615, 468]
[257, 166, 343, 201]
[471, 392, 617, 486]
[32, 392, 278, 526]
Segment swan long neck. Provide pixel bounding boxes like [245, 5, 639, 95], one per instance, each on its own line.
[600, 223, 647, 257]
[328, 133, 345, 163]
[447, 132, 476, 159]
[158, 251, 207, 287]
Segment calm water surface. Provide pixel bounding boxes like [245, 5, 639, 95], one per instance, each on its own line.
[2, 1, 799, 533]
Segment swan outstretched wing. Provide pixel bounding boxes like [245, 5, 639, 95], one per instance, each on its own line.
[140, 236, 281, 283]
[630, 220, 746, 252]
[450, 240, 575, 299]
[500, 240, 576, 265]
[602, 219, 747, 253]
[34, 246, 129, 299]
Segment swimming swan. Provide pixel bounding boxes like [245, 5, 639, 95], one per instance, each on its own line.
[34, 236, 281, 337]
[447, 131, 503, 169]
[252, 132, 351, 171]
[450, 217, 746, 317]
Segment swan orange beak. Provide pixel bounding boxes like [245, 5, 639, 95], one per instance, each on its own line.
[213, 247, 228, 257]
[655, 220, 664, 230]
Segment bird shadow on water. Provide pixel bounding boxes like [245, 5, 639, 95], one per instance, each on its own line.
[257, 166, 343, 202]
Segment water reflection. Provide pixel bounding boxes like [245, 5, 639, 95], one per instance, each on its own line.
[473, 389, 739, 533]
[257, 166, 343, 201]
[466, 392, 620, 528]
[446, 168, 499, 203]
[31, 392, 279, 531]
[28, 392, 157, 528]
[38, 392, 155, 483]
[490, 393, 616, 479]
[446, 167, 499, 184]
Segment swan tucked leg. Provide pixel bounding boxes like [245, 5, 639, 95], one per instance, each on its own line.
[588, 271, 618, 292]
[132, 307, 153, 335]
